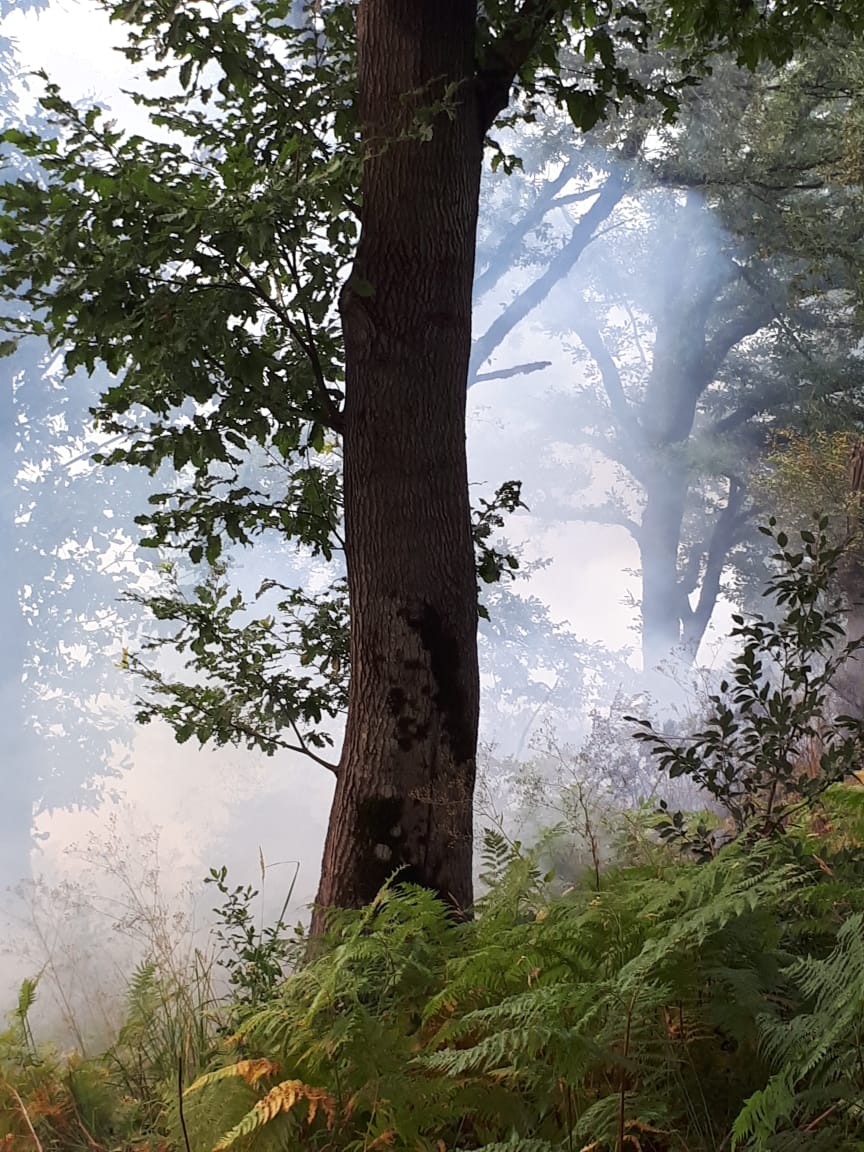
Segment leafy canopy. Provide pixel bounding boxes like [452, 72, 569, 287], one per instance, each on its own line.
[1, 0, 863, 762]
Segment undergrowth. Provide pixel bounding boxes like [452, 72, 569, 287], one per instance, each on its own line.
[5, 521, 864, 1151]
[7, 794, 864, 1151]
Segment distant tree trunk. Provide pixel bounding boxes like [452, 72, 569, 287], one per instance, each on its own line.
[312, 1, 488, 929]
[0, 661, 36, 890]
[836, 439, 864, 715]
[638, 297, 705, 673]
[584, 193, 768, 678]
[640, 459, 689, 671]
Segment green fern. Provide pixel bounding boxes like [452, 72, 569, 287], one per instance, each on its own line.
[732, 1072, 796, 1148]
[733, 910, 864, 1148]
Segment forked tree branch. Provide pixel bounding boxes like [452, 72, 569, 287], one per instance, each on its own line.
[475, 0, 566, 131]
[571, 310, 642, 444]
[469, 167, 629, 383]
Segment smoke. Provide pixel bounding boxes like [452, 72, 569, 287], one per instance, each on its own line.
[2, 0, 834, 1042]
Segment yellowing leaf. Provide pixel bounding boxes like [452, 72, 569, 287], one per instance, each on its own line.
[184, 1058, 280, 1096]
[367, 1132, 396, 1150]
[212, 1080, 336, 1150]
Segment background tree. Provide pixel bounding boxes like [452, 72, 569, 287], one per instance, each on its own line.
[471, 41, 864, 675]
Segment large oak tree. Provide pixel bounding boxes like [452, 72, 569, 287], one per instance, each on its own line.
[471, 42, 864, 674]
[2, 0, 863, 926]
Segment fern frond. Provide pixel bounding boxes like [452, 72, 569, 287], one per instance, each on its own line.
[731, 1071, 795, 1149]
[15, 978, 38, 1025]
[212, 1079, 336, 1150]
[185, 1057, 280, 1095]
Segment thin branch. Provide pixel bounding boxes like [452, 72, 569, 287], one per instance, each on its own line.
[573, 500, 641, 542]
[473, 359, 551, 383]
[288, 717, 340, 776]
[804, 1104, 840, 1133]
[8, 1085, 44, 1152]
[200, 709, 340, 776]
[623, 300, 649, 372]
[571, 312, 642, 443]
[224, 250, 344, 434]
[285, 248, 346, 435]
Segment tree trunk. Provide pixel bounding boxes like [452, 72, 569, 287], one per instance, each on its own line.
[836, 439, 864, 716]
[639, 459, 689, 673]
[312, 0, 484, 929]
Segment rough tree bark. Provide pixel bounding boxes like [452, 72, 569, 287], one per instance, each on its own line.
[312, 0, 501, 930]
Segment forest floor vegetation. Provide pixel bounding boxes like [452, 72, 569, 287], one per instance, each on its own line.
[4, 522, 864, 1151]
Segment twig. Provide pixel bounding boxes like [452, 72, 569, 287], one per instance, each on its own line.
[8, 1085, 44, 1152]
[803, 1103, 839, 1132]
[178, 1057, 193, 1152]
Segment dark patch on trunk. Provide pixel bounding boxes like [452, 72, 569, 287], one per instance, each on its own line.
[416, 604, 473, 762]
[355, 794, 436, 894]
[388, 685, 407, 715]
[388, 683, 431, 749]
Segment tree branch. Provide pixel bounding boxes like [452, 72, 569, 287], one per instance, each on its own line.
[681, 479, 749, 656]
[703, 301, 776, 379]
[564, 426, 650, 487]
[708, 380, 789, 437]
[469, 167, 629, 384]
[288, 717, 340, 776]
[473, 359, 552, 383]
[475, 0, 564, 131]
[574, 499, 641, 542]
[709, 402, 760, 437]
[571, 310, 642, 444]
[474, 158, 585, 302]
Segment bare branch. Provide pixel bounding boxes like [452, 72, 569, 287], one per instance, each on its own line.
[574, 499, 641, 542]
[571, 312, 642, 443]
[473, 359, 552, 383]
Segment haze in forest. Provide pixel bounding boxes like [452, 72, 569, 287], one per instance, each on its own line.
[1, 0, 858, 1038]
